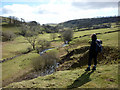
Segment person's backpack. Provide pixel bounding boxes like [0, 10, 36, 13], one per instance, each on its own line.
[96, 39, 102, 53]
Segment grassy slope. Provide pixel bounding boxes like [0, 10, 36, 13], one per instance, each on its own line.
[2, 26, 62, 86]
[2, 24, 119, 88]
[5, 64, 118, 88]
[2, 36, 31, 59]
[74, 28, 118, 38]
[2, 25, 20, 33]
[2, 35, 62, 59]
[98, 32, 118, 47]
[2, 52, 40, 86]
[72, 31, 118, 48]
[2, 25, 30, 59]
[2, 26, 61, 59]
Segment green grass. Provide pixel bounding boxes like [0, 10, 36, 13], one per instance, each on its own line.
[2, 52, 39, 86]
[4, 64, 118, 88]
[71, 31, 119, 47]
[2, 23, 119, 88]
[97, 32, 118, 47]
[2, 36, 31, 59]
[74, 28, 118, 38]
[2, 25, 31, 59]
[38, 33, 61, 41]
[2, 31, 62, 59]
[2, 32, 62, 86]
[2, 25, 118, 59]
[2, 25, 20, 33]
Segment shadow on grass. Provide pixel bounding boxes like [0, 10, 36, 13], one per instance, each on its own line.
[67, 70, 94, 89]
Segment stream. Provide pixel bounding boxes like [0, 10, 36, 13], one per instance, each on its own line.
[39, 43, 68, 55]
[19, 42, 68, 81]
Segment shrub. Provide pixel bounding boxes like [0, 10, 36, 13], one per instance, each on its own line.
[32, 56, 45, 71]
[2, 31, 16, 41]
[32, 50, 59, 72]
[61, 29, 73, 43]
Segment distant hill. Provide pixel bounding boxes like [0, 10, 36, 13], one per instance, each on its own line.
[0, 16, 22, 26]
[58, 16, 120, 28]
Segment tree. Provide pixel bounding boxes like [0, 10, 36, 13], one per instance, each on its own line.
[2, 31, 16, 41]
[19, 24, 28, 36]
[36, 39, 50, 53]
[50, 33, 57, 41]
[19, 23, 39, 50]
[25, 35, 37, 50]
[61, 29, 73, 43]
[20, 18, 25, 23]
[8, 16, 12, 24]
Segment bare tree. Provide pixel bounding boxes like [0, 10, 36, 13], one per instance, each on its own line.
[21, 18, 25, 23]
[20, 23, 39, 50]
[36, 39, 50, 53]
[25, 35, 37, 50]
[19, 24, 28, 36]
[50, 33, 57, 41]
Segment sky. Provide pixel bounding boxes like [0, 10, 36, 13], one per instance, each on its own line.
[0, 0, 119, 24]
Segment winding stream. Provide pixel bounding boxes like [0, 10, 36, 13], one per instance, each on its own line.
[39, 43, 68, 55]
[20, 42, 68, 81]
[38, 43, 68, 74]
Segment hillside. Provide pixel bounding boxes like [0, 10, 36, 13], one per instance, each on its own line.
[3, 44, 119, 88]
[58, 16, 120, 28]
[1, 16, 119, 88]
[57, 46, 119, 71]
[4, 64, 118, 88]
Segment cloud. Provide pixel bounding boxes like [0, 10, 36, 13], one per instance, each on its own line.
[2, 4, 35, 14]
[72, 2, 118, 9]
[1, 0, 120, 2]
[1, 1, 118, 24]
[2, 8, 13, 14]
[1, 0, 49, 2]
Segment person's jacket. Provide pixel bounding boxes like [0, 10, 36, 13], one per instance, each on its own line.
[89, 40, 97, 54]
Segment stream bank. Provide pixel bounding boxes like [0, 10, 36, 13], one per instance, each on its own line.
[6, 42, 68, 85]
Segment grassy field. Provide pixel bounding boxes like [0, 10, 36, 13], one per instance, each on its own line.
[2, 33, 61, 59]
[4, 64, 118, 88]
[2, 36, 30, 59]
[73, 31, 118, 47]
[2, 26, 62, 86]
[2, 52, 40, 86]
[97, 32, 118, 47]
[2, 25, 20, 33]
[2, 23, 119, 88]
[74, 28, 118, 38]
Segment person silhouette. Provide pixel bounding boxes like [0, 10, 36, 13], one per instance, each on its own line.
[85, 34, 98, 71]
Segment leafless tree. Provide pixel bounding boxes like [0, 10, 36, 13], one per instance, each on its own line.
[36, 39, 50, 53]
[50, 33, 57, 41]
[20, 23, 39, 50]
